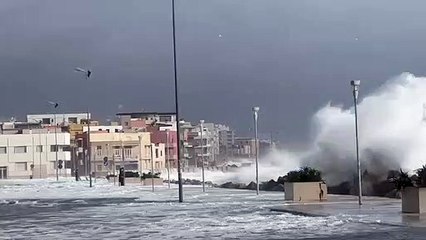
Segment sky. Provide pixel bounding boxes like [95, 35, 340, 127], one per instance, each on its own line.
[2, 0, 426, 144]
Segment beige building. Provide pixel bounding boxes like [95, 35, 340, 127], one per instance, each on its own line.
[0, 130, 71, 179]
[89, 132, 166, 177]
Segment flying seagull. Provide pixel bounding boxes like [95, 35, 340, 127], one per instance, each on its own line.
[75, 67, 92, 78]
[48, 101, 59, 108]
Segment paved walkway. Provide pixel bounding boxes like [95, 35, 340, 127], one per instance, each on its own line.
[271, 194, 426, 227]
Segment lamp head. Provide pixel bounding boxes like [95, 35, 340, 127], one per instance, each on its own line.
[350, 80, 360, 87]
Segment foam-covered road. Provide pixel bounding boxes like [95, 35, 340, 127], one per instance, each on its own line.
[0, 179, 423, 239]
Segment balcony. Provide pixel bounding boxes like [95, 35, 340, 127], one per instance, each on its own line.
[194, 144, 211, 148]
[197, 153, 211, 157]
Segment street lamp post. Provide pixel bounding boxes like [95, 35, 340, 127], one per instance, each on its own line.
[138, 136, 143, 178]
[151, 143, 155, 192]
[120, 133, 125, 186]
[38, 121, 42, 179]
[166, 130, 171, 189]
[171, 0, 183, 202]
[351, 80, 362, 206]
[200, 120, 205, 192]
[48, 101, 59, 181]
[252, 107, 260, 195]
[74, 67, 92, 187]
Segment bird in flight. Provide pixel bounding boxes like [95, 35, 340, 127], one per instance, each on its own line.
[75, 67, 92, 78]
[48, 101, 59, 108]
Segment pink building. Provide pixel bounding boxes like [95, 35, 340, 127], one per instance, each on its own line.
[151, 129, 178, 168]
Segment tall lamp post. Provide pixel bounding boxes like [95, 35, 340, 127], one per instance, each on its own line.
[166, 130, 171, 189]
[48, 101, 59, 181]
[200, 120, 205, 192]
[351, 80, 362, 206]
[171, 0, 183, 202]
[252, 107, 260, 195]
[151, 143, 155, 192]
[74, 67, 92, 187]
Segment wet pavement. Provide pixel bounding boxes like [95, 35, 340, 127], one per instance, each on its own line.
[1, 179, 426, 239]
[271, 194, 426, 228]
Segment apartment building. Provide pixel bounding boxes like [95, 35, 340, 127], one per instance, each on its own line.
[233, 137, 272, 159]
[0, 130, 71, 179]
[87, 132, 166, 177]
[150, 129, 178, 168]
[116, 112, 176, 131]
[27, 113, 90, 126]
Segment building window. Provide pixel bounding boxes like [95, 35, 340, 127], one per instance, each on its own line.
[96, 146, 102, 156]
[113, 146, 121, 157]
[50, 145, 59, 152]
[145, 146, 150, 158]
[159, 116, 172, 122]
[160, 150, 163, 157]
[41, 118, 51, 124]
[15, 162, 27, 171]
[124, 146, 132, 158]
[0, 147, 6, 154]
[14, 146, 27, 153]
[68, 117, 78, 124]
[155, 149, 159, 158]
[36, 145, 43, 152]
[97, 165, 102, 171]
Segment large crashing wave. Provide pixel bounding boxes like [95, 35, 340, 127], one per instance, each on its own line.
[303, 72, 426, 184]
[180, 73, 426, 186]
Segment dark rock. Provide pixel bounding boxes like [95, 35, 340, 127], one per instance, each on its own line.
[220, 182, 234, 188]
[260, 180, 279, 191]
[271, 184, 284, 192]
[371, 180, 395, 197]
[384, 189, 402, 199]
[246, 181, 257, 190]
[277, 176, 285, 184]
[328, 181, 351, 195]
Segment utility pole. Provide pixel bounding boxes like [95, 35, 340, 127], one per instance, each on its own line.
[171, 0, 183, 202]
[166, 130, 171, 189]
[200, 120, 205, 192]
[38, 121, 42, 179]
[87, 112, 92, 187]
[138, 136, 142, 179]
[48, 101, 60, 181]
[121, 133, 125, 186]
[54, 113, 58, 181]
[351, 80, 362, 206]
[252, 107, 260, 195]
[151, 144, 155, 192]
[74, 67, 92, 187]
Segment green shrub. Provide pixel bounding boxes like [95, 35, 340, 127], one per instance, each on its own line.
[415, 165, 426, 187]
[285, 167, 323, 182]
[388, 169, 413, 190]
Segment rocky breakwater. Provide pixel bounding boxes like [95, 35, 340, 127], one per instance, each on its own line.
[220, 177, 285, 192]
